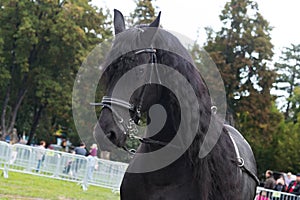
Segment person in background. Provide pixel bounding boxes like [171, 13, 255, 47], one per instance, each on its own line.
[264, 170, 276, 189]
[255, 191, 270, 200]
[89, 144, 98, 157]
[87, 144, 98, 180]
[287, 173, 300, 196]
[285, 172, 294, 187]
[63, 150, 75, 176]
[74, 142, 87, 174]
[61, 139, 67, 152]
[274, 175, 286, 192]
[74, 142, 87, 156]
[36, 140, 46, 172]
[10, 128, 18, 144]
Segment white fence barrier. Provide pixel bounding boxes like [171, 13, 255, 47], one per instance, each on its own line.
[256, 187, 299, 200]
[0, 141, 10, 178]
[2, 141, 300, 197]
[0, 141, 128, 191]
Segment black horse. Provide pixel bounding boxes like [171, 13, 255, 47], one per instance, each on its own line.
[94, 9, 259, 200]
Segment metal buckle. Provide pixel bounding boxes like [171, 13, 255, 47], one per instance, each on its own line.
[237, 157, 245, 167]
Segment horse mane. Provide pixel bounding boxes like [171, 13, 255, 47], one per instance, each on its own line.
[101, 26, 235, 186]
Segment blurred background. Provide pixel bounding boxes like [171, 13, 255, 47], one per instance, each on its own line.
[0, 0, 299, 179]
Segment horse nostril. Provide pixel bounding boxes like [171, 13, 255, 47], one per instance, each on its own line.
[107, 131, 116, 141]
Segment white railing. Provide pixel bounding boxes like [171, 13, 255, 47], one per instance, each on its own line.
[255, 186, 299, 200]
[2, 141, 300, 198]
[0, 141, 128, 191]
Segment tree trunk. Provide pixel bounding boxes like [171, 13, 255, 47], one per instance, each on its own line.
[1, 85, 11, 140]
[1, 4, 19, 141]
[285, 73, 296, 120]
[284, 100, 291, 120]
[7, 88, 28, 135]
[1, 86, 27, 141]
[27, 104, 45, 145]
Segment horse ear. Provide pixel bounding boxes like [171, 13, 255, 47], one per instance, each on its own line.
[114, 9, 125, 35]
[149, 11, 161, 27]
[141, 12, 161, 45]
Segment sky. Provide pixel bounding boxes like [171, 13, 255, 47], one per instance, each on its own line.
[93, 0, 300, 60]
[92, 0, 300, 105]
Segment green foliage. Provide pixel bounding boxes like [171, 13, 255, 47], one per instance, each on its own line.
[273, 113, 300, 173]
[0, 0, 298, 175]
[204, 0, 281, 174]
[129, 0, 157, 25]
[205, 0, 274, 114]
[289, 86, 300, 119]
[275, 44, 300, 120]
[0, 0, 112, 144]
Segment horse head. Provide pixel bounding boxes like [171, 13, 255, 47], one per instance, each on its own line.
[94, 9, 213, 159]
[95, 10, 166, 150]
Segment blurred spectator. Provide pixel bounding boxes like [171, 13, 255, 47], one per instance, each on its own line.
[274, 175, 286, 192]
[36, 140, 46, 172]
[287, 173, 300, 195]
[74, 142, 87, 156]
[10, 128, 18, 144]
[255, 191, 270, 200]
[5, 134, 10, 143]
[63, 150, 75, 175]
[74, 142, 87, 174]
[87, 144, 98, 180]
[285, 172, 294, 187]
[61, 139, 67, 152]
[89, 144, 98, 157]
[9, 145, 18, 165]
[264, 170, 276, 189]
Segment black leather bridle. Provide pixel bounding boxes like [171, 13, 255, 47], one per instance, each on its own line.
[91, 47, 168, 153]
[91, 46, 260, 186]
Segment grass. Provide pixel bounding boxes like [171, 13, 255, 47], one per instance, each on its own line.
[0, 170, 120, 200]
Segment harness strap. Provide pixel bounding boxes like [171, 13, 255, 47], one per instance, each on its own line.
[241, 164, 260, 185]
[228, 131, 244, 167]
[101, 96, 134, 111]
[122, 146, 136, 155]
[94, 103, 124, 123]
[139, 137, 180, 149]
[135, 48, 156, 54]
[227, 131, 260, 185]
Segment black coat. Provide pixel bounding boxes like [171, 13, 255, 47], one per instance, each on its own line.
[274, 183, 286, 192]
[287, 181, 300, 195]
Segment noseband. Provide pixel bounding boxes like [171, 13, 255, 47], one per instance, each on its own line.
[90, 96, 139, 138]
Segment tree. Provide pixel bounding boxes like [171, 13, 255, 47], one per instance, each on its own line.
[205, 0, 275, 122]
[274, 112, 300, 173]
[0, 0, 112, 144]
[204, 0, 279, 174]
[289, 86, 300, 120]
[129, 0, 157, 26]
[274, 44, 300, 120]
